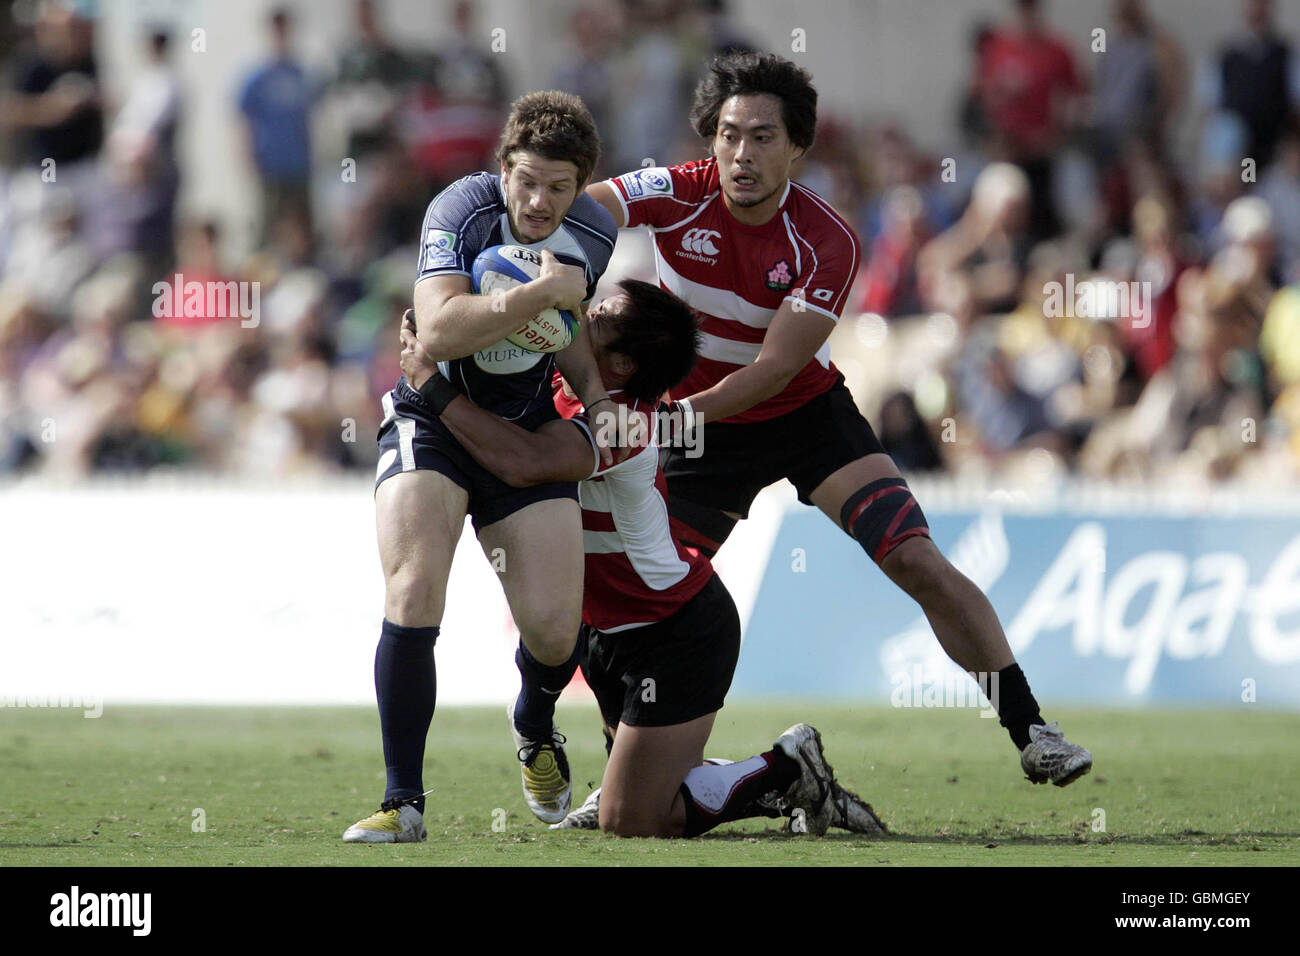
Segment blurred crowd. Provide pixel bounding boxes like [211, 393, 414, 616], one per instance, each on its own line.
[829, 0, 1300, 489]
[0, 0, 1298, 487]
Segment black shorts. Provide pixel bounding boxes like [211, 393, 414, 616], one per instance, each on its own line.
[661, 375, 886, 518]
[580, 573, 740, 729]
[375, 378, 579, 533]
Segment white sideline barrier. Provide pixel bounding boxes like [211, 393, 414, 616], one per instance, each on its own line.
[0, 476, 787, 707]
[10, 474, 1295, 709]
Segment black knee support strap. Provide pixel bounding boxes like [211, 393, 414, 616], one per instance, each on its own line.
[840, 477, 930, 564]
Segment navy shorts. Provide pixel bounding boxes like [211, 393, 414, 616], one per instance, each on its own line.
[375, 378, 579, 533]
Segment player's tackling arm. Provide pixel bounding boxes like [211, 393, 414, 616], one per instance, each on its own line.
[554, 305, 613, 430]
[557, 313, 622, 467]
[413, 250, 587, 361]
[682, 301, 836, 423]
[586, 181, 628, 229]
[398, 318, 594, 486]
[441, 401, 594, 488]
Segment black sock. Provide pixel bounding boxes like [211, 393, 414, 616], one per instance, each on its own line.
[994, 663, 1044, 750]
[679, 750, 800, 838]
[375, 619, 438, 813]
[512, 637, 582, 740]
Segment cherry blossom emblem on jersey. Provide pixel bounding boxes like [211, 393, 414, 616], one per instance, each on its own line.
[765, 259, 793, 290]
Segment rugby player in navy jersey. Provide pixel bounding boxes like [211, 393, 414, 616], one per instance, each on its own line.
[399, 285, 886, 838]
[344, 92, 626, 842]
[586, 53, 1092, 788]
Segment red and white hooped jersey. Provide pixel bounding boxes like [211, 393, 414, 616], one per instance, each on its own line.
[555, 378, 714, 632]
[605, 158, 861, 423]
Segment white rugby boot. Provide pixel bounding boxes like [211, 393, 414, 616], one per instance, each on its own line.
[549, 788, 601, 830]
[508, 698, 572, 824]
[1020, 721, 1093, 787]
[342, 798, 427, 843]
[773, 724, 836, 836]
[826, 780, 887, 834]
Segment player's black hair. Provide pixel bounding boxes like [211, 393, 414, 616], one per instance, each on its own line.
[690, 52, 818, 153]
[603, 279, 700, 403]
[496, 91, 601, 187]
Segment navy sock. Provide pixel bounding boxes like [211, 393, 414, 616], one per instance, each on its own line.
[679, 750, 800, 838]
[995, 663, 1044, 750]
[512, 637, 582, 740]
[375, 619, 438, 813]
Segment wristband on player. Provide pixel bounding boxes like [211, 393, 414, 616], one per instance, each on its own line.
[417, 371, 460, 415]
[673, 397, 697, 434]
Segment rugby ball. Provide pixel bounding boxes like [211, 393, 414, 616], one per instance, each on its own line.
[471, 245, 580, 353]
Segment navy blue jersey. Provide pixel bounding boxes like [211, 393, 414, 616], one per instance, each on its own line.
[413, 171, 616, 426]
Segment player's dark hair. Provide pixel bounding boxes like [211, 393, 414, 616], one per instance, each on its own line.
[604, 279, 700, 403]
[690, 52, 818, 153]
[496, 91, 601, 187]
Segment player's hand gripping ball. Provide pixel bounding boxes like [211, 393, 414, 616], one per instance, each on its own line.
[471, 245, 580, 353]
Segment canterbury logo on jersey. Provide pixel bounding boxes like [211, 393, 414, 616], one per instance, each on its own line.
[681, 228, 721, 256]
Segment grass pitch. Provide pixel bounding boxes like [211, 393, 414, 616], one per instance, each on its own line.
[1, 703, 1295, 866]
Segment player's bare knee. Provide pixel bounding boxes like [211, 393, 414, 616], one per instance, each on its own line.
[600, 800, 668, 838]
[597, 796, 620, 834]
[612, 820, 670, 838]
[384, 564, 443, 626]
[517, 611, 580, 665]
[520, 630, 577, 667]
[385, 593, 441, 628]
[881, 537, 949, 600]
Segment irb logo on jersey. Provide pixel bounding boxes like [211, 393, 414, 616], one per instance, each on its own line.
[425, 229, 457, 268]
[426, 229, 456, 252]
[618, 167, 674, 200]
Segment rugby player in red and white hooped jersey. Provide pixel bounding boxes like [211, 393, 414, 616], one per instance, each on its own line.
[398, 284, 885, 838]
[587, 52, 1092, 786]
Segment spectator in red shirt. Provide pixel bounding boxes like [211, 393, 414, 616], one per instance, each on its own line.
[1123, 195, 1187, 381]
[856, 185, 928, 317]
[978, 0, 1086, 240]
[154, 220, 235, 331]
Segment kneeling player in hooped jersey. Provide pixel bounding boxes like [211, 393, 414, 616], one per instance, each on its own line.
[400, 284, 885, 837]
[586, 53, 1092, 786]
